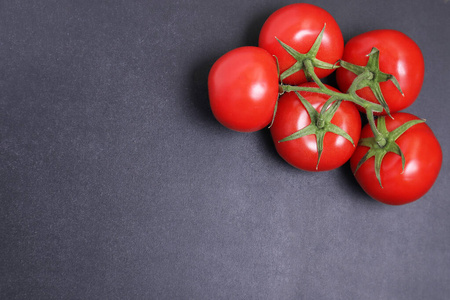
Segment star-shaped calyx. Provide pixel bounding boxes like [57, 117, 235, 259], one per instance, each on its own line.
[354, 116, 425, 187]
[276, 24, 337, 82]
[279, 92, 354, 170]
[339, 48, 404, 116]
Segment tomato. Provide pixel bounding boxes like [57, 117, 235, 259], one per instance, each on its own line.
[270, 83, 361, 171]
[336, 30, 424, 115]
[208, 46, 279, 132]
[350, 113, 442, 205]
[258, 3, 344, 85]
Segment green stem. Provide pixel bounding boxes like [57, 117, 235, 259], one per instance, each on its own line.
[280, 70, 383, 114]
[347, 70, 372, 94]
[304, 59, 328, 90]
[366, 110, 387, 147]
[316, 115, 325, 129]
[281, 83, 354, 103]
[279, 61, 386, 148]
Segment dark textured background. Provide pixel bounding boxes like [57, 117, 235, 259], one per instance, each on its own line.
[1, 1, 449, 299]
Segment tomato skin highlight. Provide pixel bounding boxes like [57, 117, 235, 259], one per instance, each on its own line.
[336, 30, 425, 115]
[258, 3, 344, 85]
[270, 83, 361, 172]
[350, 113, 442, 205]
[208, 46, 279, 132]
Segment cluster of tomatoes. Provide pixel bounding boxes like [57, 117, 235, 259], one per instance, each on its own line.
[208, 3, 442, 205]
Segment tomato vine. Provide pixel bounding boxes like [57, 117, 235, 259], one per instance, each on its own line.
[208, 3, 442, 204]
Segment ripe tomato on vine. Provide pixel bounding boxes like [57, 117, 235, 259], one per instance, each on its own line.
[350, 113, 442, 205]
[270, 83, 361, 172]
[208, 46, 279, 132]
[259, 3, 344, 85]
[336, 29, 425, 115]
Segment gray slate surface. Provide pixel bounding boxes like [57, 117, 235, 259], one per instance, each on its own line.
[1, 1, 449, 299]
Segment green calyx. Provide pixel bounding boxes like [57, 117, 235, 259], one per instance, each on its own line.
[276, 24, 337, 82]
[339, 47, 404, 117]
[279, 92, 355, 170]
[354, 116, 425, 187]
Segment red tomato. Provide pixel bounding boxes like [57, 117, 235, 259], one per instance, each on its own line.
[258, 3, 344, 85]
[270, 83, 361, 171]
[350, 113, 442, 205]
[336, 30, 424, 115]
[208, 46, 279, 132]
